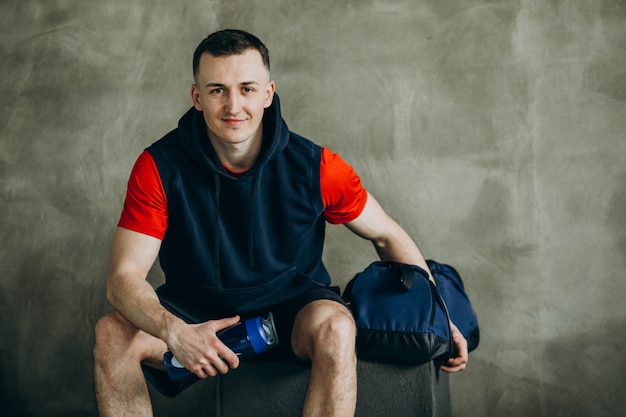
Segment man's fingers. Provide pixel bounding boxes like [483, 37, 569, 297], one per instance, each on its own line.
[440, 322, 469, 373]
[214, 315, 241, 332]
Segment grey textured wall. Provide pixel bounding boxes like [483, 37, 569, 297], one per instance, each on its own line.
[1, 0, 625, 416]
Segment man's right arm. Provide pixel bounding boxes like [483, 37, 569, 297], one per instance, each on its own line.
[106, 227, 180, 343]
[106, 227, 240, 376]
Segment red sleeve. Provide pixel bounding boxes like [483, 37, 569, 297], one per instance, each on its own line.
[117, 151, 168, 239]
[321, 147, 368, 224]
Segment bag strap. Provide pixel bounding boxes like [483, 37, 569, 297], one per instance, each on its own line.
[428, 279, 456, 358]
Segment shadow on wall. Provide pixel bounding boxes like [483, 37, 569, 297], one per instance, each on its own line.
[0, 292, 22, 412]
[463, 317, 626, 417]
[606, 168, 626, 260]
[541, 318, 626, 417]
[0, 263, 103, 417]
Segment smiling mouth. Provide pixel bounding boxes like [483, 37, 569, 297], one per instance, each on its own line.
[223, 118, 247, 126]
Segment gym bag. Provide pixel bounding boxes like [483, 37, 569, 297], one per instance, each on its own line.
[342, 260, 479, 365]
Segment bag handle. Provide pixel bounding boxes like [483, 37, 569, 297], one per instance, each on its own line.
[427, 278, 456, 359]
[387, 262, 414, 292]
[392, 262, 456, 359]
[389, 262, 420, 292]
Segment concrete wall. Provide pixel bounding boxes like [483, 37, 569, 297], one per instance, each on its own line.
[1, 0, 625, 416]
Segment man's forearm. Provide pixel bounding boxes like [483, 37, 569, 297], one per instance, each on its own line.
[106, 271, 184, 345]
[345, 192, 434, 280]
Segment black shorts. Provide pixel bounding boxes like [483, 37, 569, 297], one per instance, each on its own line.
[143, 286, 347, 397]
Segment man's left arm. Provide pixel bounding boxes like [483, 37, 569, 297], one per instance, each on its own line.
[345, 191, 468, 373]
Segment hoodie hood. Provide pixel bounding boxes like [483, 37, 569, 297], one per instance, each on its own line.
[172, 93, 290, 272]
[177, 93, 289, 179]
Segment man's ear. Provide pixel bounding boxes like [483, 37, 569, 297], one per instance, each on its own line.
[190, 84, 202, 111]
[264, 80, 276, 108]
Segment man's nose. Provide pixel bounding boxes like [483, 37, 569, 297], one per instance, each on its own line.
[225, 91, 242, 114]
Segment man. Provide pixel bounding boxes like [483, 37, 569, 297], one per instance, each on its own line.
[93, 29, 468, 417]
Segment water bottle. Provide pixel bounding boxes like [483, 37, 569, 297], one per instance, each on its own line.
[164, 313, 279, 380]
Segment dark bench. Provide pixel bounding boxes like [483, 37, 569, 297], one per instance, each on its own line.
[150, 360, 450, 416]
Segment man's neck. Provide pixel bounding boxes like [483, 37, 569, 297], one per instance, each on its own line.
[207, 127, 263, 174]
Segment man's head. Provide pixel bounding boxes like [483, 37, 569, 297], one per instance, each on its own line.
[190, 29, 275, 155]
[193, 29, 270, 84]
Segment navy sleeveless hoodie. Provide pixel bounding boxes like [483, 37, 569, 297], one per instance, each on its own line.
[147, 95, 331, 314]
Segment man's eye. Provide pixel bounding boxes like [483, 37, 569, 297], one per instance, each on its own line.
[243, 87, 254, 93]
[210, 88, 223, 94]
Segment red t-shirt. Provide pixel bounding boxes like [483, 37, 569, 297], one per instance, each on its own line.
[118, 147, 368, 240]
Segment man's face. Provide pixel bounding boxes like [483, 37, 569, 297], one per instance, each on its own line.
[191, 49, 275, 148]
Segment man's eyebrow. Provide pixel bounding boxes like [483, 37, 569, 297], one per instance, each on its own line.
[204, 81, 260, 88]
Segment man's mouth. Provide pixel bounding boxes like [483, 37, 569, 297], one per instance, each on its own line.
[223, 118, 247, 127]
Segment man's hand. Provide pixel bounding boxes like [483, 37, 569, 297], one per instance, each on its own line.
[439, 322, 468, 373]
[168, 316, 242, 378]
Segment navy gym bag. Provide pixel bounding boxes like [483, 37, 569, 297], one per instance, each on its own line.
[342, 260, 479, 364]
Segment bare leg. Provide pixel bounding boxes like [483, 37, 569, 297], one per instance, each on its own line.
[93, 311, 167, 417]
[291, 300, 357, 417]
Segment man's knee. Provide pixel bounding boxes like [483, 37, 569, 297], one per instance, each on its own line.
[95, 310, 129, 341]
[317, 308, 356, 346]
[94, 312, 127, 362]
[292, 301, 356, 361]
[94, 311, 167, 368]
[94, 311, 148, 365]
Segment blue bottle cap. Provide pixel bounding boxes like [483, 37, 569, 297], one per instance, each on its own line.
[245, 317, 269, 354]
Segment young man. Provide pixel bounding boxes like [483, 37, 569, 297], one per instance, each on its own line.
[93, 29, 468, 417]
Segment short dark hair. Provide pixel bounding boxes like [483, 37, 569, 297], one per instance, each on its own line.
[193, 29, 270, 82]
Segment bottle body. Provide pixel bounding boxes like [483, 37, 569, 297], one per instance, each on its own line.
[164, 313, 278, 380]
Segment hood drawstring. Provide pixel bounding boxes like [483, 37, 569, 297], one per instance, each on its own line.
[248, 173, 261, 268]
[213, 172, 222, 291]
